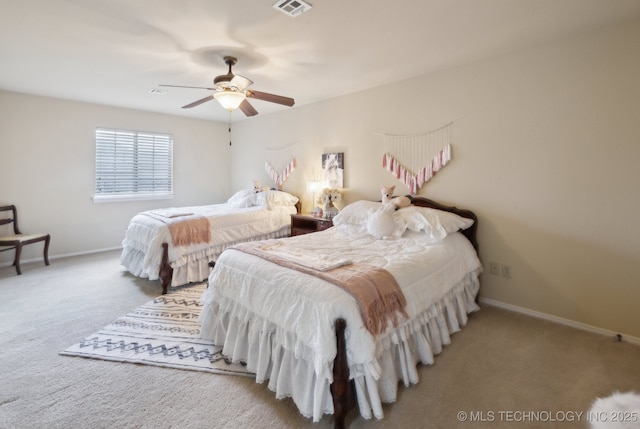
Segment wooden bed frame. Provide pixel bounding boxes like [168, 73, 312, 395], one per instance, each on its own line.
[329, 195, 478, 429]
[189, 196, 476, 427]
[158, 201, 303, 294]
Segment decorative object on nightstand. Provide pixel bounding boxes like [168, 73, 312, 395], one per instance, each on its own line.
[320, 188, 341, 219]
[290, 214, 333, 236]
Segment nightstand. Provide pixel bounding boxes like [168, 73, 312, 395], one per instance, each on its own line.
[290, 214, 333, 236]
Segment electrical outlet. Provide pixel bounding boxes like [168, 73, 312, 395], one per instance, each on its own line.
[501, 264, 512, 278]
[489, 262, 500, 275]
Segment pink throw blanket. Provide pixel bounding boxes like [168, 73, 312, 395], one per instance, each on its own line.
[166, 217, 211, 246]
[145, 211, 212, 247]
[232, 242, 408, 336]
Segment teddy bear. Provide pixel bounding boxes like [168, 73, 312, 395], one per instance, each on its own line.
[252, 179, 270, 193]
[380, 185, 412, 209]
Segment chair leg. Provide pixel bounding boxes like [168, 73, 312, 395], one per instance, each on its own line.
[43, 235, 51, 266]
[13, 243, 22, 275]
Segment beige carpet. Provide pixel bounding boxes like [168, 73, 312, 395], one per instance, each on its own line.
[1, 250, 639, 429]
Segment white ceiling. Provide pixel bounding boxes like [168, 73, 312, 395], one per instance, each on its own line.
[2, 0, 640, 123]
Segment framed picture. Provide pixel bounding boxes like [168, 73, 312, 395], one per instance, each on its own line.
[322, 152, 344, 188]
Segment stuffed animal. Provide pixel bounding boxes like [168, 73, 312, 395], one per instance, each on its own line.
[252, 180, 270, 193]
[381, 185, 412, 209]
[366, 204, 397, 239]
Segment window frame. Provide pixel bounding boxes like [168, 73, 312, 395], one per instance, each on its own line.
[93, 128, 174, 203]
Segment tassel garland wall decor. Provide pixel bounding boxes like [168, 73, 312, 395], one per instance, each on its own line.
[264, 158, 296, 190]
[264, 143, 297, 190]
[381, 122, 453, 194]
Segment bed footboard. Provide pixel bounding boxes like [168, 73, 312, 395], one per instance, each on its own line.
[331, 318, 354, 429]
[159, 243, 172, 295]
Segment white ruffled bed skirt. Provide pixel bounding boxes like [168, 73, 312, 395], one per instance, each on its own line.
[120, 227, 291, 286]
[199, 270, 481, 422]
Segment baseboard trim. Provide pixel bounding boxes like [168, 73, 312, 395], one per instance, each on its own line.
[479, 297, 640, 346]
[0, 247, 122, 268]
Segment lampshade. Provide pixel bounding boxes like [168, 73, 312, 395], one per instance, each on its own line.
[306, 180, 325, 193]
[214, 90, 246, 111]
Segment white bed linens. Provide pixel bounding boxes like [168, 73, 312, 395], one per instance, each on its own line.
[198, 225, 482, 421]
[120, 203, 296, 286]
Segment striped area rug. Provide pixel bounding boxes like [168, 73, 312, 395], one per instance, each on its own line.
[60, 283, 252, 377]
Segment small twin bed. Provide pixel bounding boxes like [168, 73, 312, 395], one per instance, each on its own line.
[120, 189, 299, 294]
[197, 196, 482, 427]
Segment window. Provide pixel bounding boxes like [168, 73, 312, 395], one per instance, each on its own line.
[94, 128, 173, 202]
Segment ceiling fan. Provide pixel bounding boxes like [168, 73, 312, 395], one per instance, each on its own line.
[160, 56, 295, 117]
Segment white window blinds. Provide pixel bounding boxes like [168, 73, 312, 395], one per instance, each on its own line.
[95, 128, 173, 200]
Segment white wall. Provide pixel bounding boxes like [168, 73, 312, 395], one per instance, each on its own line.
[0, 92, 230, 258]
[230, 19, 640, 338]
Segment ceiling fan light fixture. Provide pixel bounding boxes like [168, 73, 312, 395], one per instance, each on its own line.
[163, 56, 294, 117]
[214, 90, 246, 111]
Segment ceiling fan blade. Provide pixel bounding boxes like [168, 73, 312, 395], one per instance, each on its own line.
[160, 84, 215, 90]
[182, 95, 214, 109]
[247, 90, 295, 107]
[239, 99, 259, 117]
[230, 75, 253, 91]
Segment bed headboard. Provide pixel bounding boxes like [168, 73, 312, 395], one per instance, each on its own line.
[407, 195, 479, 252]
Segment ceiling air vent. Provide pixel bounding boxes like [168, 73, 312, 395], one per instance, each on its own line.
[272, 0, 312, 17]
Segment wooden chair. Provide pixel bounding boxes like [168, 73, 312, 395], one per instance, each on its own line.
[0, 205, 50, 275]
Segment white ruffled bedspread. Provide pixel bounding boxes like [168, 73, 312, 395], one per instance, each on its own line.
[198, 226, 482, 421]
[120, 203, 296, 286]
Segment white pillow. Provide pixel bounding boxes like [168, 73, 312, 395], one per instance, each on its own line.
[394, 206, 474, 240]
[258, 190, 299, 209]
[332, 200, 383, 226]
[227, 189, 256, 208]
